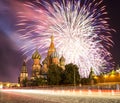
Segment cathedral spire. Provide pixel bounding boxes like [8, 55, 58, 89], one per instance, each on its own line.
[51, 35, 54, 42]
[21, 60, 27, 73]
[23, 60, 26, 66]
[19, 60, 28, 86]
[48, 35, 55, 56]
[49, 35, 55, 49]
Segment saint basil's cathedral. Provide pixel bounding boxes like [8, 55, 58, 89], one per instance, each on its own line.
[19, 35, 65, 86]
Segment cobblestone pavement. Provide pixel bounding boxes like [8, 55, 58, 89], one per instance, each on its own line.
[0, 89, 120, 103]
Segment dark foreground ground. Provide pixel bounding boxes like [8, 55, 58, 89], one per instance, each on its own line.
[0, 92, 58, 103]
[0, 89, 120, 103]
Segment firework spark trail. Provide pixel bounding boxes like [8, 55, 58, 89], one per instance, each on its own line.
[16, 0, 114, 77]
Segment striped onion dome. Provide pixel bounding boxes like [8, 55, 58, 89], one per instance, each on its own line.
[32, 50, 41, 59]
[51, 51, 59, 58]
[42, 57, 48, 64]
[60, 55, 65, 62]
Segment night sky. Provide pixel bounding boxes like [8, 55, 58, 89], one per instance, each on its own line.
[0, 0, 120, 82]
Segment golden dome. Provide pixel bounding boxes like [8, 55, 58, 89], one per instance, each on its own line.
[60, 55, 65, 62]
[51, 50, 59, 58]
[32, 50, 41, 59]
[42, 57, 48, 64]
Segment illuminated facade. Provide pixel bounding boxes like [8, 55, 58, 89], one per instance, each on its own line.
[19, 61, 28, 86]
[18, 35, 65, 84]
[31, 50, 41, 79]
[31, 35, 65, 79]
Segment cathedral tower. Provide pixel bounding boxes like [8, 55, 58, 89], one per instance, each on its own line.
[60, 55, 65, 70]
[47, 35, 56, 66]
[19, 60, 28, 86]
[32, 49, 41, 79]
[42, 57, 48, 73]
[48, 35, 55, 56]
[51, 49, 59, 65]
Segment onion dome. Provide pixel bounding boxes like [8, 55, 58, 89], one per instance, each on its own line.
[60, 55, 65, 62]
[21, 61, 27, 73]
[51, 51, 59, 58]
[32, 50, 41, 59]
[42, 57, 48, 64]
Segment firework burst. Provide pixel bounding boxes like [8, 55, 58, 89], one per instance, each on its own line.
[16, 0, 114, 77]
